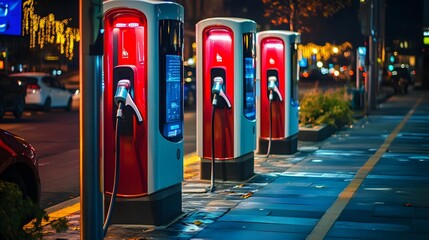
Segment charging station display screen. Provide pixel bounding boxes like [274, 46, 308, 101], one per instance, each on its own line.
[244, 57, 255, 119]
[290, 44, 299, 102]
[165, 55, 181, 125]
[159, 19, 183, 142]
[243, 32, 256, 120]
[165, 54, 182, 137]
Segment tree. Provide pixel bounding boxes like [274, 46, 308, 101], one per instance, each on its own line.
[261, 0, 352, 32]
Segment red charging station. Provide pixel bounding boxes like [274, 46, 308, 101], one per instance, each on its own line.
[196, 18, 256, 181]
[256, 30, 300, 155]
[103, 0, 184, 225]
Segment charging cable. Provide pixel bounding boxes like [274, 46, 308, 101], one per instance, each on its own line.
[266, 76, 282, 158]
[210, 93, 218, 192]
[266, 89, 273, 158]
[209, 76, 231, 192]
[103, 79, 142, 237]
[103, 98, 124, 237]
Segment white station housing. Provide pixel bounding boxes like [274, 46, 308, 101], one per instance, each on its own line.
[103, 0, 184, 225]
[196, 17, 257, 180]
[256, 30, 301, 154]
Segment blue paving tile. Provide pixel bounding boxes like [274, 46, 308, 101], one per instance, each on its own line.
[280, 171, 356, 179]
[246, 196, 336, 207]
[272, 175, 350, 183]
[336, 209, 406, 224]
[325, 238, 365, 240]
[225, 208, 271, 216]
[229, 207, 324, 219]
[204, 221, 314, 234]
[252, 188, 343, 198]
[414, 207, 429, 219]
[327, 227, 429, 240]
[366, 174, 429, 181]
[217, 213, 318, 226]
[373, 205, 414, 218]
[332, 220, 410, 231]
[235, 201, 328, 212]
[193, 228, 308, 240]
[411, 219, 429, 233]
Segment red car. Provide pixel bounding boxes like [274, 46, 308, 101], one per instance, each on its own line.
[0, 128, 41, 205]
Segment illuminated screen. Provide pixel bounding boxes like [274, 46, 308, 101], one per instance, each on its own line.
[164, 54, 182, 137]
[242, 32, 256, 120]
[244, 57, 255, 119]
[0, 0, 22, 36]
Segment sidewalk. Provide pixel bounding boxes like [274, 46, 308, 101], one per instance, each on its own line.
[43, 89, 429, 239]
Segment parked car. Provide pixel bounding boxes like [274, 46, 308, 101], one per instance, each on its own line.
[0, 128, 41, 206]
[58, 71, 80, 102]
[0, 73, 26, 119]
[62, 78, 80, 101]
[387, 66, 412, 94]
[9, 72, 73, 111]
[184, 65, 196, 108]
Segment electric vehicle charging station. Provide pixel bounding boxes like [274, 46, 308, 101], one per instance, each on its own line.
[256, 30, 300, 155]
[196, 18, 257, 184]
[103, 0, 184, 226]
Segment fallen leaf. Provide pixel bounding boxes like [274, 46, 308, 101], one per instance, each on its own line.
[241, 192, 253, 199]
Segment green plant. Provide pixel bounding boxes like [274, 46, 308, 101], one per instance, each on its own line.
[299, 87, 353, 128]
[0, 180, 69, 240]
[49, 217, 69, 233]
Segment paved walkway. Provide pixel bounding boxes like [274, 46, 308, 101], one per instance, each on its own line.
[43, 89, 429, 239]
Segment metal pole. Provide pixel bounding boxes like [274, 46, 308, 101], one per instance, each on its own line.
[80, 0, 104, 239]
[368, 0, 376, 111]
[368, 35, 376, 111]
[364, 55, 369, 116]
[356, 49, 360, 90]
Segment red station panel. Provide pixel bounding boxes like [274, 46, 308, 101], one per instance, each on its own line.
[103, 9, 148, 197]
[202, 27, 235, 160]
[260, 37, 286, 139]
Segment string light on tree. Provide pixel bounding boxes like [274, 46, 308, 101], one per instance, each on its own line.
[22, 0, 80, 60]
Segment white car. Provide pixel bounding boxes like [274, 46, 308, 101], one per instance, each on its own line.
[8, 72, 73, 111]
[58, 71, 80, 102]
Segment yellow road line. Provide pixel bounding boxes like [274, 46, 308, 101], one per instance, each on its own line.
[47, 202, 81, 219]
[24, 202, 81, 229]
[184, 152, 200, 166]
[306, 95, 423, 240]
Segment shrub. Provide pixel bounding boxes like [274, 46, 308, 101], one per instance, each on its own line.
[299, 87, 353, 128]
[0, 180, 68, 240]
[0, 179, 43, 239]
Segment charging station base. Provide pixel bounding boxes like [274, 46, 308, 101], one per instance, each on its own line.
[104, 183, 182, 226]
[258, 134, 298, 155]
[200, 152, 254, 181]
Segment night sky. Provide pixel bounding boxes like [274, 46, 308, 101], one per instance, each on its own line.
[34, 0, 79, 27]
[38, 0, 424, 49]
[385, 0, 423, 43]
[227, 0, 424, 48]
[301, 1, 364, 46]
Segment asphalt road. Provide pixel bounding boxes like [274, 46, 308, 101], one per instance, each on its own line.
[1, 108, 80, 209]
